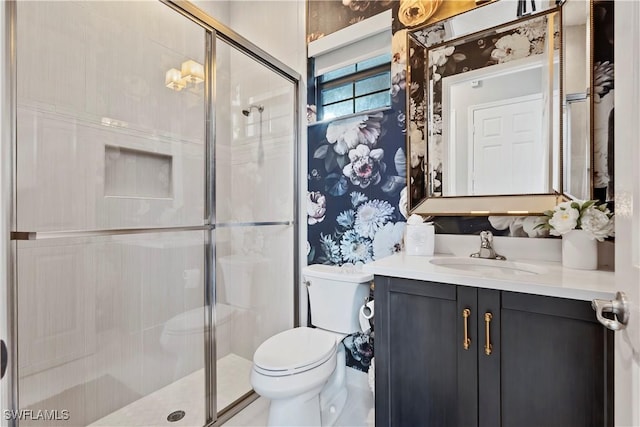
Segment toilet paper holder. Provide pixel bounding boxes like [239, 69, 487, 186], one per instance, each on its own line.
[359, 297, 375, 334]
[361, 297, 374, 318]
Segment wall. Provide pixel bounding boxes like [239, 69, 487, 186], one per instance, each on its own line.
[307, 0, 615, 242]
[307, 111, 407, 266]
[307, 0, 394, 42]
[306, 2, 408, 267]
[193, 0, 306, 75]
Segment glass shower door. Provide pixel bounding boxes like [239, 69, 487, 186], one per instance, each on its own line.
[214, 36, 296, 414]
[14, 2, 209, 426]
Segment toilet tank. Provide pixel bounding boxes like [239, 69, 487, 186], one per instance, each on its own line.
[303, 264, 373, 334]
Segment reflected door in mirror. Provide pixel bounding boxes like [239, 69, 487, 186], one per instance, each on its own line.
[468, 95, 545, 195]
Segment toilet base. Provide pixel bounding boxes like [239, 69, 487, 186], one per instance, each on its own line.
[264, 345, 348, 427]
[267, 385, 324, 426]
[320, 344, 348, 426]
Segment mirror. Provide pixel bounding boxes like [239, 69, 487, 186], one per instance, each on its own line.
[562, 0, 591, 201]
[407, 1, 564, 215]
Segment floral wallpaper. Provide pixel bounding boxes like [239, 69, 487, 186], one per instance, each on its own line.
[307, 0, 395, 43]
[307, 111, 408, 265]
[393, 0, 476, 30]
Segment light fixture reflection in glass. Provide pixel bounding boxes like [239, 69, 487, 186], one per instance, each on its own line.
[181, 60, 204, 84]
[165, 68, 186, 91]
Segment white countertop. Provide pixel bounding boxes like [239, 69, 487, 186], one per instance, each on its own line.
[363, 252, 616, 301]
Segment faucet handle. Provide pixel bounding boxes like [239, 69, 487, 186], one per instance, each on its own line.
[480, 230, 493, 247]
[470, 230, 506, 260]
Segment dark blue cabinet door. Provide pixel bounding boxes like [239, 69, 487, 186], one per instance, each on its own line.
[375, 277, 474, 427]
[500, 292, 614, 427]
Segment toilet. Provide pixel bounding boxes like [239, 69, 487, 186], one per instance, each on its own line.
[219, 253, 268, 309]
[160, 303, 236, 378]
[250, 264, 372, 426]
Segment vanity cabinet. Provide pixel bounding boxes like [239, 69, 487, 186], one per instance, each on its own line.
[374, 276, 614, 427]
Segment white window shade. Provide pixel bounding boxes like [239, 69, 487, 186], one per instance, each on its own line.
[309, 10, 391, 77]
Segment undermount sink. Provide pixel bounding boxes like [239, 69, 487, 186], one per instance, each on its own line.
[429, 257, 547, 276]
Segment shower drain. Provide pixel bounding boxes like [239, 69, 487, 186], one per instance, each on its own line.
[167, 410, 186, 422]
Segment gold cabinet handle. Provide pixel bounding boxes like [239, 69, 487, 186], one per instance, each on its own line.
[484, 312, 493, 356]
[463, 308, 471, 350]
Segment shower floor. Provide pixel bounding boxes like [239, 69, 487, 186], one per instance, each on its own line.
[89, 353, 253, 427]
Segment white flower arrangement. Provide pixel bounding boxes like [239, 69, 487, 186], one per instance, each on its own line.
[537, 200, 614, 241]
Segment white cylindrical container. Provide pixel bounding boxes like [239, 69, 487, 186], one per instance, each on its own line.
[562, 229, 597, 270]
[405, 223, 435, 256]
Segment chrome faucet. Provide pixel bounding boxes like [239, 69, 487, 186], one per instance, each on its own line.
[470, 231, 506, 260]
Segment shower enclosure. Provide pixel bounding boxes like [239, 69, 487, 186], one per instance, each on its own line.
[1, 1, 299, 426]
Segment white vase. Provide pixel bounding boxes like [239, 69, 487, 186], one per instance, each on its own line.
[562, 229, 598, 270]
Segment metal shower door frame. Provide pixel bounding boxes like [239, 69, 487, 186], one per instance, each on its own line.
[0, 1, 16, 426]
[0, 1, 301, 426]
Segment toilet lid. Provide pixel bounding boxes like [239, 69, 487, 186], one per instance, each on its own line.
[164, 304, 234, 335]
[253, 327, 337, 376]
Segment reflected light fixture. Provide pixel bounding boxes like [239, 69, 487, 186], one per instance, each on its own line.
[181, 60, 204, 84]
[165, 68, 186, 91]
[165, 59, 204, 91]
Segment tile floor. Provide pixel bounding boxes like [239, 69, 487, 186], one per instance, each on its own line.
[87, 355, 374, 427]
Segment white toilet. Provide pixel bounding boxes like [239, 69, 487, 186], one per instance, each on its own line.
[160, 303, 236, 378]
[219, 253, 268, 309]
[250, 264, 372, 427]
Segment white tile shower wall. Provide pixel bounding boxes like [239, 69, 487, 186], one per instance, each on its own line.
[214, 38, 295, 225]
[215, 226, 294, 361]
[17, 243, 97, 378]
[18, 2, 205, 135]
[16, 1, 206, 232]
[230, 1, 306, 74]
[17, 232, 206, 426]
[192, 0, 308, 326]
[193, 0, 306, 75]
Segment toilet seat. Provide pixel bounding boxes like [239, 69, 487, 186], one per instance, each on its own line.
[162, 304, 234, 336]
[253, 327, 337, 377]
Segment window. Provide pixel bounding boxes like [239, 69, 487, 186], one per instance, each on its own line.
[317, 53, 391, 121]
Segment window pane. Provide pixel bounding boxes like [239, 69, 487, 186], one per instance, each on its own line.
[321, 83, 353, 105]
[357, 54, 392, 71]
[355, 72, 390, 96]
[320, 64, 356, 82]
[355, 92, 390, 113]
[322, 100, 353, 120]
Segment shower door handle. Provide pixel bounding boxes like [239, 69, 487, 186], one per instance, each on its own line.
[1, 339, 7, 379]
